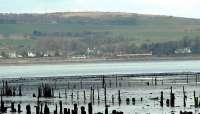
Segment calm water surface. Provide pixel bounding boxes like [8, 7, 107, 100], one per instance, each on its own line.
[0, 60, 200, 78]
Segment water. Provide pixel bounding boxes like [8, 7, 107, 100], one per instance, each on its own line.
[0, 60, 200, 78]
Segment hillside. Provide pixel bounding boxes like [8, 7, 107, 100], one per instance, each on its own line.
[0, 12, 200, 43]
[0, 12, 200, 57]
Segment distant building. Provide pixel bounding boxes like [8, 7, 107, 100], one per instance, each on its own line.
[8, 52, 17, 58]
[174, 48, 192, 54]
[28, 52, 36, 57]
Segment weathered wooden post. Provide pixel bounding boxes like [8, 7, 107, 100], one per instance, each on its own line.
[2, 80, 4, 95]
[116, 75, 118, 88]
[160, 91, 163, 107]
[18, 104, 22, 113]
[183, 86, 186, 107]
[64, 108, 67, 114]
[88, 103, 92, 114]
[97, 86, 100, 104]
[71, 89, 74, 104]
[102, 76, 105, 88]
[26, 105, 31, 114]
[155, 77, 157, 86]
[112, 95, 114, 105]
[19, 85, 22, 96]
[84, 90, 86, 104]
[77, 90, 79, 104]
[132, 98, 135, 105]
[104, 84, 107, 106]
[194, 91, 198, 108]
[81, 106, 86, 114]
[196, 74, 198, 85]
[74, 104, 78, 114]
[59, 101, 63, 114]
[44, 104, 50, 114]
[10, 102, 16, 112]
[118, 90, 121, 106]
[92, 88, 95, 104]
[90, 86, 93, 104]
[166, 99, 169, 107]
[40, 103, 43, 114]
[105, 105, 108, 114]
[170, 87, 175, 107]
[126, 98, 130, 105]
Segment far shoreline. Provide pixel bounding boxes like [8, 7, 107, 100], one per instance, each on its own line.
[0, 55, 200, 66]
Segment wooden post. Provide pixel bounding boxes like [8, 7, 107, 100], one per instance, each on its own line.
[88, 103, 92, 114]
[71, 89, 74, 104]
[126, 98, 130, 105]
[2, 80, 4, 95]
[84, 90, 86, 104]
[104, 84, 107, 106]
[11, 102, 16, 112]
[170, 87, 175, 107]
[116, 75, 118, 88]
[74, 104, 78, 114]
[183, 86, 186, 107]
[118, 90, 121, 106]
[44, 104, 50, 114]
[64, 108, 67, 114]
[92, 88, 95, 104]
[81, 78, 83, 89]
[105, 105, 108, 114]
[19, 85, 22, 96]
[186, 75, 189, 84]
[97, 86, 100, 105]
[59, 101, 62, 114]
[132, 98, 135, 105]
[90, 86, 93, 104]
[102, 76, 105, 88]
[81, 106, 86, 114]
[196, 74, 198, 85]
[160, 91, 163, 107]
[155, 77, 157, 86]
[77, 90, 79, 105]
[18, 104, 22, 113]
[26, 105, 31, 114]
[112, 95, 114, 105]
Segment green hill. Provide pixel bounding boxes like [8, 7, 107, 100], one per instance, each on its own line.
[0, 12, 200, 56]
[0, 12, 200, 44]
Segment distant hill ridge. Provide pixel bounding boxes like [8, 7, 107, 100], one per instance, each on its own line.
[0, 12, 200, 44]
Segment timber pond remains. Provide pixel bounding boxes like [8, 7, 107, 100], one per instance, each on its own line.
[0, 72, 200, 114]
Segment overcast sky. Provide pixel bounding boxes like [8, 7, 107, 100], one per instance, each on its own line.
[0, 0, 199, 18]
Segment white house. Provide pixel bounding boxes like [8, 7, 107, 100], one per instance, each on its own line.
[28, 52, 36, 57]
[174, 48, 192, 54]
[8, 52, 17, 58]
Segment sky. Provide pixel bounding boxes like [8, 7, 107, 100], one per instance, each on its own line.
[0, 0, 200, 18]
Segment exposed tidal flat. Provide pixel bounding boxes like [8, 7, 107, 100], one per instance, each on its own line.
[0, 60, 200, 114]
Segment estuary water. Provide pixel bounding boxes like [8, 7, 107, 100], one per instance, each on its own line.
[0, 60, 200, 78]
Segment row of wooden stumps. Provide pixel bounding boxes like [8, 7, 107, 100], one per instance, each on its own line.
[160, 87, 176, 107]
[0, 90, 22, 113]
[24, 102, 124, 114]
[1, 80, 22, 96]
